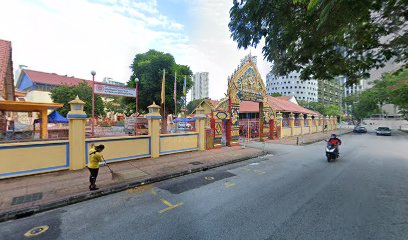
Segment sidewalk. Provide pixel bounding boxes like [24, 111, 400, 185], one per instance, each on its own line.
[266, 128, 352, 145]
[0, 146, 263, 222]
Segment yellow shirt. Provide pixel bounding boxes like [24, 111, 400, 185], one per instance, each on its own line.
[88, 148, 103, 169]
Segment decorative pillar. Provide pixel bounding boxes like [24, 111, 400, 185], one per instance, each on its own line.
[323, 115, 328, 132]
[276, 112, 283, 138]
[195, 107, 206, 151]
[328, 116, 333, 130]
[289, 112, 295, 136]
[299, 113, 304, 136]
[67, 96, 87, 170]
[226, 98, 232, 146]
[146, 102, 161, 158]
[269, 119, 275, 140]
[40, 108, 48, 139]
[259, 102, 264, 142]
[314, 115, 320, 133]
[307, 115, 312, 134]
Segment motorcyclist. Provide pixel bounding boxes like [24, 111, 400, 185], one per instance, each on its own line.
[328, 134, 342, 156]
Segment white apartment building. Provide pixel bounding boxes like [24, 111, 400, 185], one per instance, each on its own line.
[266, 71, 318, 102]
[191, 72, 209, 101]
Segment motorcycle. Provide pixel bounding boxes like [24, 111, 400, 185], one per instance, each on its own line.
[325, 142, 339, 162]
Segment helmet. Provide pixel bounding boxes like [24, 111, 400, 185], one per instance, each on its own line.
[331, 134, 337, 138]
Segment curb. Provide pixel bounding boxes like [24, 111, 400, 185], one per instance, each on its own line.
[300, 130, 353, 145]
[0, 152, 265, 223]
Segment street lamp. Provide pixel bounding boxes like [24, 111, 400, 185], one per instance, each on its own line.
[91, 70, 96, 137]
[135, 78, 139, 135]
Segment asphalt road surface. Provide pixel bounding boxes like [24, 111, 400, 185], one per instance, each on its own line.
[1, 130, 408, 240]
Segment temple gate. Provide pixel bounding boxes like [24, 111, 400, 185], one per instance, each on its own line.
[212, 55, 276, 146]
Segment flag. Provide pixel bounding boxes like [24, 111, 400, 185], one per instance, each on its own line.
[173, 72, 177, 105]
[161, 69, 165, 104]
[183, 76, 187, 96]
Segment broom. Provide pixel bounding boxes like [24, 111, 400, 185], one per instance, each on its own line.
[102, 157, 125, 181]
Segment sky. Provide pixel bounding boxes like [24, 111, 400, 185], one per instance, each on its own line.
[0, 0, 271, 100]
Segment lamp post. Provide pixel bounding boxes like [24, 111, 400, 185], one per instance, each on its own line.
[135, 78, 139, 135]
[340, 82, 346, 135]
[91, 70, 96, 137]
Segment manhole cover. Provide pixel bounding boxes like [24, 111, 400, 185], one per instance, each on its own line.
[190, 161, 203, 165]
[24, 225, 49, 237]
[12, 192, 43, 205]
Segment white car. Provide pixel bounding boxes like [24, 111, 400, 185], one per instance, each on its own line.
[376, 127, 391, 136]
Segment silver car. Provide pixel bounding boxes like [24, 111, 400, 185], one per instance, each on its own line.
[376, 127, 391, 136]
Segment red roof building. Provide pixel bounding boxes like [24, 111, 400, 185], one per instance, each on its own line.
[239, 96, 320, 118]
[15, 69, 95, 103]
[0, 39, 15, 100]
[16, 69, 93, 91]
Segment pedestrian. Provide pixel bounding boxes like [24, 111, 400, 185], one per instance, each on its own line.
[88, 144, 105, 191]
[324, 124, 328, 133]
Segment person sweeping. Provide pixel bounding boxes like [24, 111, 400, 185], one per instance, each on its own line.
[88, 144, 105, 191]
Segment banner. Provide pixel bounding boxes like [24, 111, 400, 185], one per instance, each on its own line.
[94, 83, 136, 98]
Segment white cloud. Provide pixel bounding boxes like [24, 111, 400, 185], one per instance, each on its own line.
[0, 0, 271, 102]
[179, 0, 272, 100]
[0, 0, 186, 84]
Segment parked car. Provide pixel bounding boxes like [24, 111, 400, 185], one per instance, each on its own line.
[376, 127, 391, 136]
[353, 126, 367, 133]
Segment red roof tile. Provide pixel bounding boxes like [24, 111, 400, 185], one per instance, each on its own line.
[0, 39, 12, 93]
[275, 96, 291, 101]
[239, 96, 320, 115]
[23, 69, 93, 87]
[267, 96, 319, 115]
[239, 101, 260, 113]
[209, 100, 219, 107]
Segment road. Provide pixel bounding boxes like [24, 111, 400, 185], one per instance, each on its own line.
[1, 130, 408, 240]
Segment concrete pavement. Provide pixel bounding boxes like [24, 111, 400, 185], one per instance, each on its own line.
[0, 146, 264, 222]
[1, 129, 407, 239]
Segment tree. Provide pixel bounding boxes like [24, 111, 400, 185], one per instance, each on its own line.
[104, 96, 126, 114]
[126, 50, 193, 115]
[229, 0, 407, 84]
[344, 91, 381, 122]
[270, 93, 283, 97]
[50, 82, 105, 117]
[371, 68, 408, 119]
[298, 100, 340, 116]
[186, 98, 205, 114]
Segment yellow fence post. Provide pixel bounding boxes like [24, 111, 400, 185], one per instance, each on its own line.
[314, 115, 319, 133]
[289, 112, 295, 136]
[299, 113, 304, 136]
[326, 116, 330, 130]
[195, 106, 206, 151]
[67, 96, 87, 170]
[329, 116, 333, 130]
[146, 102, 161, 158]
[307, 115, 312, 134]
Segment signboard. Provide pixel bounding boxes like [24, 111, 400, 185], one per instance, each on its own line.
[94, 83, 136, 98]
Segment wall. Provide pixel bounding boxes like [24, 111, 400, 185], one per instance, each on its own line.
[85, 136, 151, 163]
[282, 127, 292, 137]
[293, 127, 302, 136]
[160, 132, 198, 155]
[0, 140, 69, 179]
[26, 90, 53, 103]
